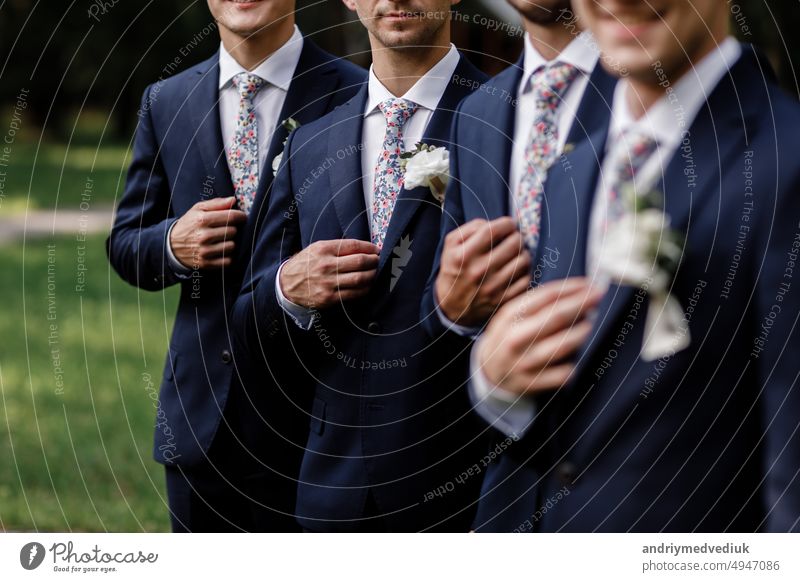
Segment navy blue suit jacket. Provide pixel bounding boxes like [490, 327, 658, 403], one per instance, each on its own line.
[421, 56, 617, 339]
[233, 55, 490, 531]
[107, 40, 365, 473]
[474, 46, 800, 532]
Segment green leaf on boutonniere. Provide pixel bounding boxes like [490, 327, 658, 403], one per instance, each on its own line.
[282, 117, 301, 132]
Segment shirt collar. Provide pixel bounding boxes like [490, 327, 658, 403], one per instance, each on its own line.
[364, 44, 460, 117]
[520, 30, 599, 94]
[609, 37, 742, 149]
[218, 25, 304, 91]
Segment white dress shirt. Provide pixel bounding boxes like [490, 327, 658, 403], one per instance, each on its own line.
[277, 45, 461, 329]
[471, 37, 743, 439]
[167, 26, 305, 274]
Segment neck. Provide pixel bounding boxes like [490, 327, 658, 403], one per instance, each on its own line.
[523, 19, 575, 62]
[219, 18, 296, 71]
[370, 39, 451, 97]
[626, 34, 728, 119]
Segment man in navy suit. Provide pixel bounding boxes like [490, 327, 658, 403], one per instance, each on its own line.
[420, 0, 617, 528]
[233, 0, 488, 531]
[473, 0, 800, 531]
[107, 0, 364, 531]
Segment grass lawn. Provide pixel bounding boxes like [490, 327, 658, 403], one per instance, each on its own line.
[0, 233, 178, 531]
[0, 142, 131, 214]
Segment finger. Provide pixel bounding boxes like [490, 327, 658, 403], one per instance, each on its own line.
[446, 219, 487, 246]
[329, 239, 381, 257]
[200, 240, 236, 260]
[519, 363, 576, 394]
[196, 196, 237, 211]
[336, 253, 380, 273]
[201, 226, 239, 244]
[462, 217, 519, 256]
[335, 269, 377, 290]
[483, 231, 528, 274]
[525, 319, 594, 370]
[493, 270, 532, 307]
[510, 287, 602, 347]
[501, 277, 593, 321]
[202, 209, 248, 227]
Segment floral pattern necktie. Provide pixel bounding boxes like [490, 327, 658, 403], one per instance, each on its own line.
[605, 130, 659, 227]
[227, 73, 265, 216]
[515, 62, 580, 252]
[370, 98, 419, 248]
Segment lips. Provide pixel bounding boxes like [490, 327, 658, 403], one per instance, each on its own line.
[382, 12, 420, 19]
[597, 3, 667, 42]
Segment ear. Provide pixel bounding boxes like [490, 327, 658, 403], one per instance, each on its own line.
[341, 0, 358, 13]
[451, 0, 462, 7]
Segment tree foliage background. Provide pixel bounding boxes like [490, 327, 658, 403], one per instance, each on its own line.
[0, 0, 797, 140]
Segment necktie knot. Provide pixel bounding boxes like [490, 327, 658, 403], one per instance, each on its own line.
[232, 73, 265, 101]
[529, 62, 580, 110]
[378, 98, 418, 130]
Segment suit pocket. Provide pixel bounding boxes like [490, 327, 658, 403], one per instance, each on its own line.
[310, 397, 327, 436]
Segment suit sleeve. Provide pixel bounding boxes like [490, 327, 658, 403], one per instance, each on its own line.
[755, 163, 800, 532]
[232, 130, 304, 353]
[421, 101, 469, 339]
[106, 85, 180, 291]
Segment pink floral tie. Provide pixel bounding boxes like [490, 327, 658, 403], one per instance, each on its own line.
[370, 98, 419, 248]
[227, 73, 265, 215]
[515, 63, 580, 252]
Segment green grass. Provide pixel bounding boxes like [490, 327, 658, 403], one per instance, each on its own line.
[0, 142, 131, 214]
[0, 234, 178, 531]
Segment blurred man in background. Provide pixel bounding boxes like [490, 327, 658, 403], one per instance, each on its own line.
[474, 0, 800, 531]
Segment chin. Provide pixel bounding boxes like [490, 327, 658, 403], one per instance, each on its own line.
[376, 27, 432, 49]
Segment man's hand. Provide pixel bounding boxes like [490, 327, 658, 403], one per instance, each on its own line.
[475, 278, 604, 396]
[280, 239, 380, 309]
[169, 196, 248, 270]
[435, 217, 532, 328]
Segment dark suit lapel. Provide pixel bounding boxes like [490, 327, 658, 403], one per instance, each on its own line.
[244, 41, 356, 247]
[188, 52, 235, 200]
[481, 56, 525, 220]
[564, 63, 617, 150]
[574, 47, 758, 379]
[535, 123, 610, 283]
[377, 55, 487, 273]
[328, 85, 371, 242]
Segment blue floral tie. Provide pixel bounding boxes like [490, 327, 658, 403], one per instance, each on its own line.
[227, 73, 265, 215]
[370, 98, 418, 248]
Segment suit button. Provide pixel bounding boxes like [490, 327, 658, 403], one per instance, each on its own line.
[557, 462, 577, 488]
[367, 322, 381, 334]
[221, 350, 232, 364]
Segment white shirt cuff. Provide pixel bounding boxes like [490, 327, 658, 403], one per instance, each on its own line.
[275, 260, 317, 330]
[166, 221, 193, 278]
[468, 341, 536, 439]
[435, 303, 482, 339]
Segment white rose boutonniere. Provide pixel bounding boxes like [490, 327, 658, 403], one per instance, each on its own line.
[597, 187, 688, 361]
[400, 143, 450, 204]
[272, 117, 301, 177]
